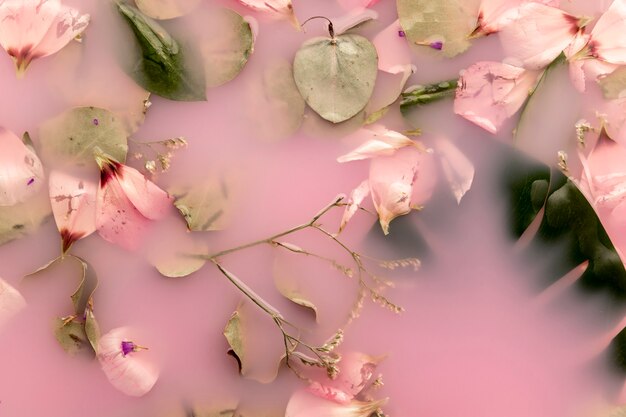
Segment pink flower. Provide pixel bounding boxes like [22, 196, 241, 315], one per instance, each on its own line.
[337, 0, 381, 11]
[454, 61, 541, 134]
[97, 327, 159, 397]
[95, 152, 172, 251]
[0, 0, 89, 76]
[48, 170, 97, 254]
[0, 128, 44, 206]
[475, 0, 561, 36]
[236, 0, 298, 28]
[588, 0, 626, 65]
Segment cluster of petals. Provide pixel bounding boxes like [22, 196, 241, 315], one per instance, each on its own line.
[285, 352, 387, 417]
[0, 128, 44, 206]
[0, 0, 89, 75]
[49, 152, 172, 252]
[337, 126, 436, 235]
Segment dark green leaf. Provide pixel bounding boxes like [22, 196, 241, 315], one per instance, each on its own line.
[118, 2, 206, 101]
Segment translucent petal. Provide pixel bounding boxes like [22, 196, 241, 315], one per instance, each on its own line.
[0, 278, 26, 330]
[0, 128, 44, 206]
[116, 165, 172, 221]
[337, 126, 416, 162]
[339, 180, 370, 233]
[590, 0, 626, 64]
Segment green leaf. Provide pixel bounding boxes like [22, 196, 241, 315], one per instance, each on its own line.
[118, 2, 206, 101]
[54, 317, 87, 356]
[293, 33, 378, 123]
[599, 66, 626, 99]
[171, 177, 234, 232]
[70, 256, 99, 317]
[200, 8, 254, 88]
[396, 0, 479, 58]
[39, 107, 129, 167]
[135, 0, 202, 20]
[0, 190, 51, 246]
[84, 306, 101, 354]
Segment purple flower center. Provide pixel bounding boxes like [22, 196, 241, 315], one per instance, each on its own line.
[398, 30, 406, 38]
[121, 341, 136, 356]
[430, 41, 443, 50]
[93, 118, 99, 126]
[27, 178, 35, 186]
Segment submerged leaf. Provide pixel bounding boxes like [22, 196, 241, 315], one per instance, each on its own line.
[135, 0, 202, 20]
[0, 129, 44, 206]
[599, 67, 626, 100]
[224, 310, 245, 373]
[0, 189, 51, 246]
[118, 2, 206, 101]
[396, 0, 480, 58]
[273, 255, 319, 321]
[84, 306, 101, 354]
[293, 33, 378, 123]
[70, 256, 99, 317]
[39, 107, 128, 167]
[171, 176, 234, 232]
[54, 317, 87, 356]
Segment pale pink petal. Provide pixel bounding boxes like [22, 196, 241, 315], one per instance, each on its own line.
[32, 5, 89, 58]
[97, 327, 159, 397]
[48, 170, 97, 253]
[372, 19, 413, 74]
[237, 0, 298, 26]
[337, 0, 381, 12]
[599, 98, 626, 147]
[334, 9, 378, 36]
[0, 278, 26, 330]
[339, 180, 370, 233]
[477, 0, 561, 35]
[326, 352, 380, 400]
[498, 3, 579, 69]
[116, 165, 172, 221]
[96, 173, 150, 251]
[590, 0, 626, 64]
[454, 61, 540, 134]
[307, 382, 353, 405]
[337, 126, 417, 163]
[434, 138, 475, 204]
[369, 147, 423, 235]
[0, 128, 44, 206]
[285, 389, 386, 417]
[565, 32, 590, 92]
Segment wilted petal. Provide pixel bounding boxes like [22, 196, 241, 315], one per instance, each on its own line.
[97, 327, 159, 397]
[285, 389, 386, 417]
[339, 180, 370, 233]
[0, 128, 44, 206]
[116, 165, 172, 220]
[337, 126, 417, 162]
[0, 278, 26, 330]
[49, 170, 97, 253]
[0, 0, 89, 74]
[454, 61, 540, 134]
[498, 3, 579, 69]
[590, 0, 626, 65]
[434, 138, 475, 204]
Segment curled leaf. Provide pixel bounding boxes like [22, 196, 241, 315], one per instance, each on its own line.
[118, 2, 206, 101]
[171, 176, 234, 232]
[84, 305, 101, 355]
[0, 129, 44, 206]
[54, 317, 88, 356]
[39, 107, 129, 167]
[293, 33, 378, 123]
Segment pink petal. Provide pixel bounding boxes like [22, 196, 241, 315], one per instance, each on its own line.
[0, 0, 89, 73]
[434, 138, 475, 204]
[372, 19, 413, 74]
[0, 128, 44, 206]
[286, 389, 386, 417]
[369, 147, 427, 235]
[0, 278, 26, 330]
[97, 327, 159, 397]
[307, 382, 354, 404]
[498, 3, 579, 69]
[337, 126, 417, 163]
[48, 170, 97, 253]
[116, 165, 172, 221]
[322, 352, 381, 400]
[454, 61, 540, 134]
[236, 0, 298, 26]
[477, 0, 561, 35]
[339, 180, 370, 233]
[336, 0, 381, 12]
[590, 0, 626, 64]
[334, 9, 378, 36]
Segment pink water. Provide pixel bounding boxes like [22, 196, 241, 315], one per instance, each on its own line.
[0, 1, 625, 416]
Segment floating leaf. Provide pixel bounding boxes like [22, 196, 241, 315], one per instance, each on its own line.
[54, 317, 87, 356]
[135, 0, 201, 20]
[84, 306, 101, 354]
[171, 176, 234, 232]
[0, 189, 51, 246]
[600, 67, 626, 100]
[150, 238, 207, 278]
[118, 2, 206, 101]
[70, 256, 99, 317]
[273, 254, 319, 321]
[396, 0, 480, 58]
[39, 107, 128, 167]
[224, 309, 245, 373]
[245, 60, 305, 141]
[198, 8, 254, 88]
[0, 129, 45, 206]
[293, 32, 378, 123]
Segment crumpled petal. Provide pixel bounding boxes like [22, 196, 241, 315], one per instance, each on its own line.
[49, 170, 97, 253]
[498, 3, 579, 69]
[0, 278, 26, 330]
[285, 388, 386, 417]
[339, 180, 370, 233]
[454, 61, 540, 134]
[337, 126, 417, 163]
[590, 0, 626, 65]
[0, 0, 89, 74]
[236, 0, 298, 27]
[0, 128, 44, 206]
[97, 327, 159, 397]
[434, 138, 475, 204]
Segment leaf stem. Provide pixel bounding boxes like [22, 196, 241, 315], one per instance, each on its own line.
[400, 79, 459, 114]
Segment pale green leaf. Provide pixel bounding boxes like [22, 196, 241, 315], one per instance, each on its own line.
[0, 190, 51, 246]
[396, 0, 480, 58]
[54, 318, 87, 356]
[84, 306, 101, 354]
[199, 8, 254, 88]
[69, 256, 99, 317]
[39, 107, 128, 167]
[171, 177, 234, 232]
[600, 67, 626, 99]
[135, 0, 201, 20]
[293, 33, 378, 123]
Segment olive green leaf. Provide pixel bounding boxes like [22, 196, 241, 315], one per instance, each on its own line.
[171, 176, 234, 232]
[0, 190, 51, 246]
[70, 256, 99, 316]
[39, 107, 128, 167]
[396, 0, 480, 57]
[293, 33, 378, 123]
[54, 317, 88, 356]
[135, 0, 201, 20]
[84, 305, 101, 354]
[599, 66, 626, 99]
[118, 2, 206, 101]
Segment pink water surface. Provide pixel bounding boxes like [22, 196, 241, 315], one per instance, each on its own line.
[0, 1, 625, 416]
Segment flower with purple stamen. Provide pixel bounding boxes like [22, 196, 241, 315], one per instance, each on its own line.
[398, 30, 406, 38]
[430, 41, 443, 50]
[27, 178, 35, 185]
[121, 340, 136, 356]
[93, 118, 99, 126]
